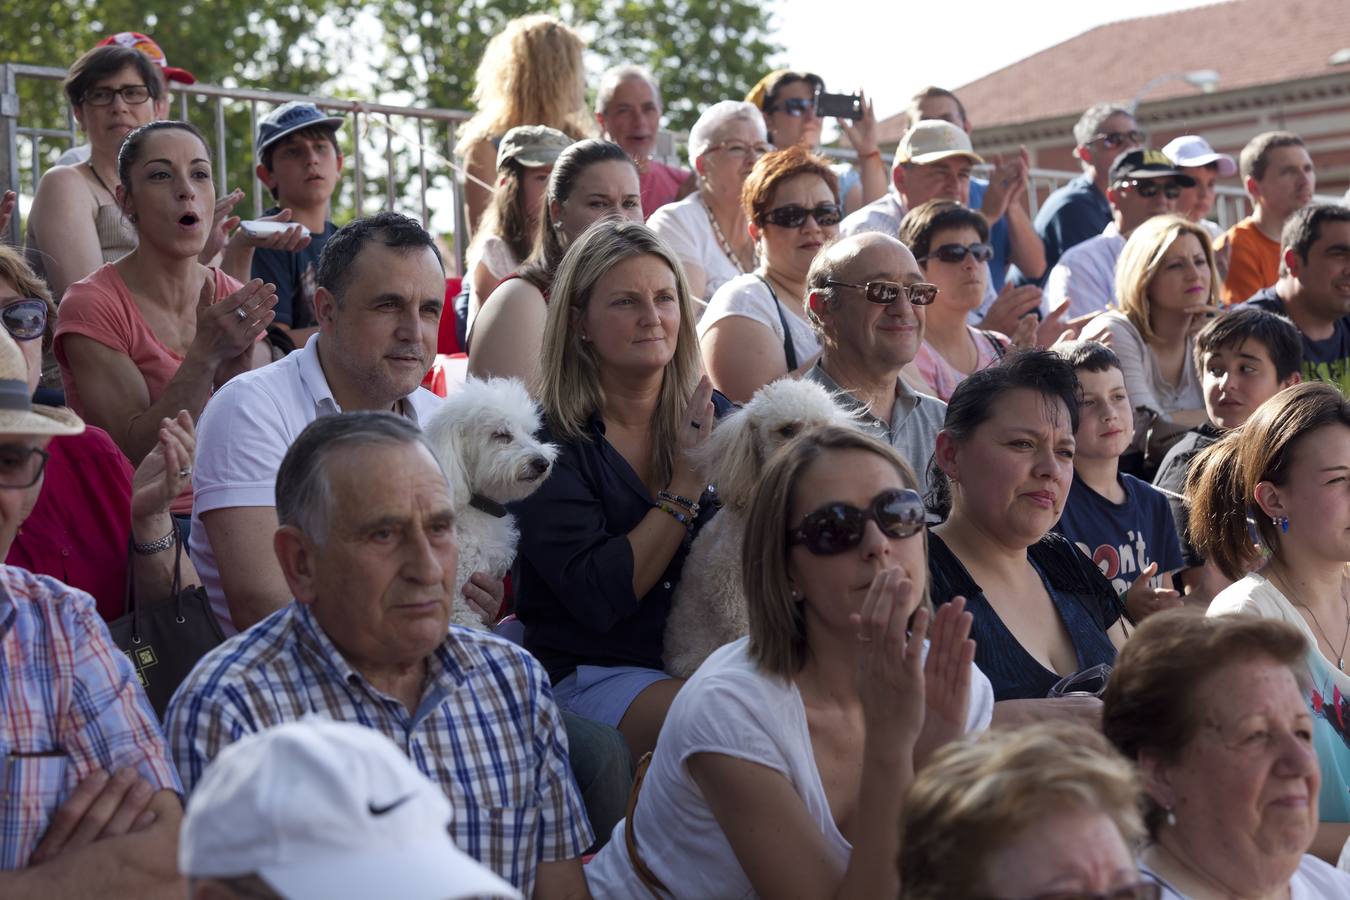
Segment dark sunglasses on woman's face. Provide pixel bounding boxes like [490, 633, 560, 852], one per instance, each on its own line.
[822, 279, 939, 306]
[1122, 179, 1183, 200]
[2, 300, 48, 342]
[919, 242, 995, 265]
[763, 203, 841, 229]
[771, 97, 815, 117]
[788, 488, 926, 555]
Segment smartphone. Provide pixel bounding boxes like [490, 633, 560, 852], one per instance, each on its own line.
[239, 220, 310, 238]
[816, 91, 863, 121]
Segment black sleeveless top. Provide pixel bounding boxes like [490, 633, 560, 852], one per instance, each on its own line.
[928, 532, 1121, 701]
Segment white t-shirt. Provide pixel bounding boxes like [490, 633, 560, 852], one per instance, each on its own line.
[189, 334, 443, 634]
[465, 234, 519, 337]
[698, 272, 821, 369]
[584, 636, 993, 899]
[647, 194, 743, 301]
[1141, 855, 1350, 898]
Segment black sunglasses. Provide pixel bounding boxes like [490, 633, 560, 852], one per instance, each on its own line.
[788, 488, 926, 555]
[919, 242, 995, 265]
[1122, 179, 1184, 199]
[1088, 129, 1146, 149]
[823, 279, 939, 306]
[763, 203, 841, 229]
[2, 300, 48, 342]
[770, 97, 815, 117]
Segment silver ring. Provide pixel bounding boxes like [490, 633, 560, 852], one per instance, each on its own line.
[178, 466, 192, 477]
[236, 306, 249, 321]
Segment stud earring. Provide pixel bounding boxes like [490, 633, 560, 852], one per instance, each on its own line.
[1165, 806, 1177, 827]
[1272, 515, 1290, 534]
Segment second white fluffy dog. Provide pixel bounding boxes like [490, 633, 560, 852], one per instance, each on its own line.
[422, 377, 558, 630]
[662, 379, 861, 677]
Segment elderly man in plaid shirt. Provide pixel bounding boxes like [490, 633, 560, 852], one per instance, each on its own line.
[166, 411, 592, 899]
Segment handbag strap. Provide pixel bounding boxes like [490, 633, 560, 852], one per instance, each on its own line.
[755, 274, 799, 371]
[980, 329, 1007, 360]
[624, 751, 670, 898]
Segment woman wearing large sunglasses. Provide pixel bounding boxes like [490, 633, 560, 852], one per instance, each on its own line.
[699, 145, 841, 403]
[25, 45, 164, 302]
[0, 244, 200, 622]
[584, 425, 993, 899]
[929, 349, 1127, 721]
[899, 199, 1027, 401]
[901, 721, 1157, 900]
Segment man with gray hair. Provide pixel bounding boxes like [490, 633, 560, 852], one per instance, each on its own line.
[166, 412, 593, 899]
[595, 64, 691, 217]
[803, 232, 947, 493]
[1033, 102, 1144, 277]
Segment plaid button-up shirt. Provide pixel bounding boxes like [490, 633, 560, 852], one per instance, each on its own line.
[0, 566, 181, 870]
[165, 601, 591, 894]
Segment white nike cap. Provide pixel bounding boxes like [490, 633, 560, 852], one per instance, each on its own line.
[180, 718, 522, 900]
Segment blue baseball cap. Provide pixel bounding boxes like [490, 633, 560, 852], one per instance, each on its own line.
[257, 101, 345, 157]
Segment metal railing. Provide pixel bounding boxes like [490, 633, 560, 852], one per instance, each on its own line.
[1, 63, 474, 266]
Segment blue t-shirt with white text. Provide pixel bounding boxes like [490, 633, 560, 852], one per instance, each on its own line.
[1054, 472, 1184, 595]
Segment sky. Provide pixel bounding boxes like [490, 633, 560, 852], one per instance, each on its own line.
[769, 0, 1222, 125]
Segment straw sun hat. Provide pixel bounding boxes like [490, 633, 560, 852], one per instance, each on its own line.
[0, 329, 83, 437]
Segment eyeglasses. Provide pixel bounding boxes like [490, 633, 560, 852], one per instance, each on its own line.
[1048, 662, 1113, 698]
[769, 97, 815, 117]
[81, 85, 152, 107]
[1087, 129, 1146, 149]
[980, 884, 1162, 900]
[763, 203, 841, 229]
[0, 444, 49, 490]
[1120, 179, 1184, 199]
[919, 242, 995, 265]
[823, 279, 939, 306]
[709, 140, 773, 160]
[1, 300, 48, 342]
[788, 488, 926, 555]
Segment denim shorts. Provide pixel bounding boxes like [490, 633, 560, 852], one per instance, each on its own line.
[551, 665, 672, 729]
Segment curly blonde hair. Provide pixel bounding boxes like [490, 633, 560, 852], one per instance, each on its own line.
[456, 15, 596, 151]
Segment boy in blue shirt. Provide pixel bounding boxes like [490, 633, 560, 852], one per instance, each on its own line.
[1053, 340, 1184, 624]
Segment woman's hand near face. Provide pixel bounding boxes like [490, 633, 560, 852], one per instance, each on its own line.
[198, 188, 245, 265]
[670, 374, 715, 495]
[853, 568, 929, 752]
[913, 597, 976, 766]
[130, 411, 196, 523]
[189, 276, 277, 374]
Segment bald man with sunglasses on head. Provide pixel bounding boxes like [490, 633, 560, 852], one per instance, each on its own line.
[1044, 149, 1194, 319]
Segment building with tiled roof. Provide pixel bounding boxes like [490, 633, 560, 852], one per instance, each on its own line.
[877, 0, 1350, 199]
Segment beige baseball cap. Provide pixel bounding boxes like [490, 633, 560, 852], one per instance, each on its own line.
[496, 125, 573, 170]
[894, 120, 984, 166]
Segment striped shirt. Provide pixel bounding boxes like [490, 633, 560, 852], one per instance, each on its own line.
[0, 566, 181, 870]
[165, 602, 591, 894]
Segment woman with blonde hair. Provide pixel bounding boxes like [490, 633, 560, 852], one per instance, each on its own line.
[1081, 214, 1218, 466]
[456, 14, 596, 232]
[1186, 380, 1350, 860]
[900, 721, 1149, 899]
[584, 425, 989, 898]
[512, 220, 726, 762]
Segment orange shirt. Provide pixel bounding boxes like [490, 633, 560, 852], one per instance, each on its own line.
[1215, 217, 1281, 306]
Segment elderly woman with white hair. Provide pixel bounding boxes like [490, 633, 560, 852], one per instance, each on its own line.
[595, 64, 692, 218]
[646, 101, 768, 302]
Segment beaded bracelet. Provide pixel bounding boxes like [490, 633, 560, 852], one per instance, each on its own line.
[133, 527, 177, 556]
[657, 489, 700, 517]
[655, 502, 693, 530]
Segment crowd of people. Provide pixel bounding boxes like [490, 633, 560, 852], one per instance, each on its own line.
[6, 17, 1350, 900]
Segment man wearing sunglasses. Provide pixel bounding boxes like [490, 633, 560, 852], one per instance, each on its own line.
[1034, 103, 1144, 279]
[1045, 149, 1194, 318]
[802, 232, 947, 495]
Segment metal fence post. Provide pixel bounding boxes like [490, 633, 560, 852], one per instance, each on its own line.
[1, 64, 20, 247]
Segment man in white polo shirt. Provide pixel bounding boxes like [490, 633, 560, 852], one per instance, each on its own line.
[1044, 149, 1194, 318]
[189, 211, 485, 635]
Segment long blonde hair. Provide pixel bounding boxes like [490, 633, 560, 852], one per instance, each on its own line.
[535, 220, 701, 486]
[456, 15, 596, 151]
[1114, 214, 1219, 343]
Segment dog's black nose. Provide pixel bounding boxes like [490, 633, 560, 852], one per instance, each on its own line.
[529, 456, 550, 475]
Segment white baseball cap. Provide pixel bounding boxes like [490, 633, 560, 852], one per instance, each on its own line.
[180, 719, 523, 900]
[894, 119, 984, 166]
[1161, 135, 1237, 177]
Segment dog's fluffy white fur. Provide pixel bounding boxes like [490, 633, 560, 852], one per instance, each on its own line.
[422, 377, 558, 630]
[662, 379, 861, 677]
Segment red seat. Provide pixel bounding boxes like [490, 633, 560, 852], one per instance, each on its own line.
[439, 277, 463, 355]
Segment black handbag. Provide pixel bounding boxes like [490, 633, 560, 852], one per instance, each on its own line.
[108, 536, 225, 718]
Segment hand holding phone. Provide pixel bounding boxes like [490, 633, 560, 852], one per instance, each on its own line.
[816, 91, 863, 121]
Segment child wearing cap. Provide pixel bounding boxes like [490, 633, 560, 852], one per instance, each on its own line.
[1052, 339, 1185, 625]
[248, 102, 347, 347]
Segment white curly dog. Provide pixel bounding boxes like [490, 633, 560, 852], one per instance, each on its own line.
[422, 377, 558, 630]
[662, 378, 861, 677]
